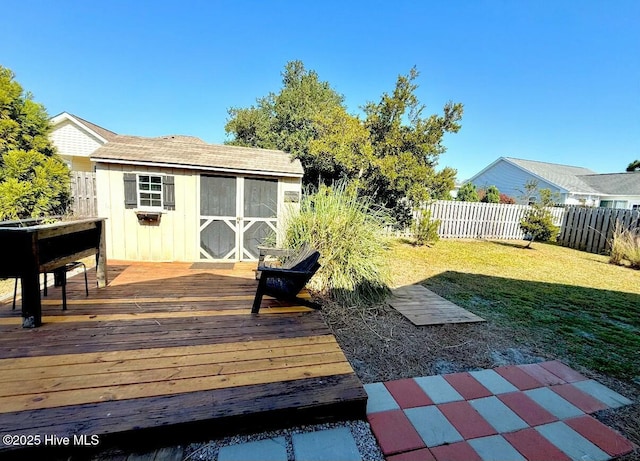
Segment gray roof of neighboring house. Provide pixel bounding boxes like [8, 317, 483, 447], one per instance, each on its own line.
[91, 135, 304, 177]
[579, 172, 640, 195]
[68, 113, 118, 141]
[504, 157, 601, 194]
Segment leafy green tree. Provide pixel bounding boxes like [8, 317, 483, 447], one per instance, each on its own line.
[225, 62, 463, 226]
[225, 60, 348, 184]
[481, 185, 500, 203]
[457, 183, 479, 202]
[362, 67, 462, 213]
[0, 66, 70, 220]
[626, 160, 640, 172]
[519, 187, 560, 248]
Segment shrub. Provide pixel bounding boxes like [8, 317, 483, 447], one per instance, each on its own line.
[412, 209, 440, 246]
[457, 183, 479, 202]
[481, 185, 500, 203]
[610, 222, 640, 269]
[519, 188, 560, 248]
[282, 181, 390, 306]
[499, 193, 516, 204]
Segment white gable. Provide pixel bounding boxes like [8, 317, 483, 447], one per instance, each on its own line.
[50, 119, 105, 158]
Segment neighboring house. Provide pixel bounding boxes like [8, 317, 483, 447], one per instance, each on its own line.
[91, 134, 303, 262]
[467, 157, 640, 210]
[50, 112, 117, 171]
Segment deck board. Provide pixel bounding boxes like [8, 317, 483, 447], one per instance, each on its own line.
[0, 261, 366, 452]
[390, 284, 485, 325]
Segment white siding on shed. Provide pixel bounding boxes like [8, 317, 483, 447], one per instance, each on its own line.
[470, 159, 563, 204]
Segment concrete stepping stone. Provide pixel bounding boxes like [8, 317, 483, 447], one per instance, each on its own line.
[218, 437, 287, 461]
[404, 405, 464, 447]
[292, 427, 361, 461]
[429, 441, 482, 461]
[572, 379, 633, 408]
[468, 369, 519, 394]
[414, 375, 464, 404]
[497, 391, 558, 426]
[502, 428, 571, 461]
[364, 382, 400, 414]
[367, 409, 425, 456]
[525, 387, 584, 419]
[385, 378, 434, 409]
[467, 435, 527, 461]
[536, 421, 610, 461]
[468, 396, 529, 433]
[443, 372, 492, 400]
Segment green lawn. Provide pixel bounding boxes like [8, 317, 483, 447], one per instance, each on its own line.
[387, 239, 640, 381]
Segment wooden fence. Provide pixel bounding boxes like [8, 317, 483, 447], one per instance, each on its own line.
[558, 206, 640, 254]
[388, 200, 566, 240]
[70, 171, 97, 217]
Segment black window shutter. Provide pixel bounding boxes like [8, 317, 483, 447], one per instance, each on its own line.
[123, 173, 137, 209]
[163, 175, 175, 210]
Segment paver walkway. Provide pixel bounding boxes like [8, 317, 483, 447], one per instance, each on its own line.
[366, 360, 636, 461]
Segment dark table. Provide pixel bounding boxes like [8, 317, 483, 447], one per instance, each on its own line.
[0, 217, 107, 327]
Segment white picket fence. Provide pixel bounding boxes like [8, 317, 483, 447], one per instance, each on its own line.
[389, 200, 566, 240]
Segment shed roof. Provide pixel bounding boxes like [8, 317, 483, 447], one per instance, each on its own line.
[91, 135, 304, 177]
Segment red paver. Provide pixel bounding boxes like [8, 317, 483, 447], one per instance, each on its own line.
[550, 384, 609, 413]
[367, 409, 425, 455]
[443, 372, 492, 400]
[503, 428, 572, 461]
[385, 378, 434, 409]
[518, 363, 566, 386]
[498, 392, 557, 426]
[495, 365, 544, 390]
[565, 415, 637, 457]
[430, 441, 482, 461]
[438, 401, 497, 439]
[387, 448, 436, 461]
[539, 360, 587, 383]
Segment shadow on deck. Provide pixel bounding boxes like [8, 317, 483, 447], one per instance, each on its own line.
[0, 261, 366, 456]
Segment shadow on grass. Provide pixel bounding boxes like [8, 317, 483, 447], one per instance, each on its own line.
[422, 271, 640, 381]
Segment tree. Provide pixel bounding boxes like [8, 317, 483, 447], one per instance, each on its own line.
[225, 60, 349, 184]
[519, 185, 560, 248]
[362, 67, 462, 214]
[499, 193, 516, 204]
[457, 183, 479, 202]
[481, 185, 500, 203]
[0, 66, 70, 220]
[626, 160, 640, 172]
[225, 62, 463, 226]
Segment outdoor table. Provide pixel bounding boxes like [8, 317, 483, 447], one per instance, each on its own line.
[0, 217, 107, 328]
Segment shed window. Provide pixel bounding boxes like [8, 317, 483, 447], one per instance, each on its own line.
[138, 175, 163, 208]
[124, 173, 175, 210]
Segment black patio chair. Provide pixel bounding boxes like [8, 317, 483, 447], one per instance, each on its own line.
[252, 245, 322, 313]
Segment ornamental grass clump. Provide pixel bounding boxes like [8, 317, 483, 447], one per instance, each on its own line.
[283, 182, 391, 306]
[610, 222, 640, 269]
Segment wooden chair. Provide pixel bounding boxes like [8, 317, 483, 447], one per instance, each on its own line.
[12, 262, 88, 311]
[252, 245, 322, 313]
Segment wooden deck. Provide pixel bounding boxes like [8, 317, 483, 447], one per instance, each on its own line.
[0, 262, 366, 453]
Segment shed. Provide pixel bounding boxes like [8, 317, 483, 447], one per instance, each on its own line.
[91, 135, 303, 262]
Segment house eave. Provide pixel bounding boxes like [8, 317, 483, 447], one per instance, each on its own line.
[91, 157, 304, 178]
[50, 112, 109, 144]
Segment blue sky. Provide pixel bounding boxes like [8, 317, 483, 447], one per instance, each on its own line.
[3, 0, 638, 180]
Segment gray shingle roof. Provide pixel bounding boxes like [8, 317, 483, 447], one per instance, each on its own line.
[505, 157, 600, 194]
[579, 172, 640, 195]
[91, 135, 304, 177]
[69, 113, 118, 141]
